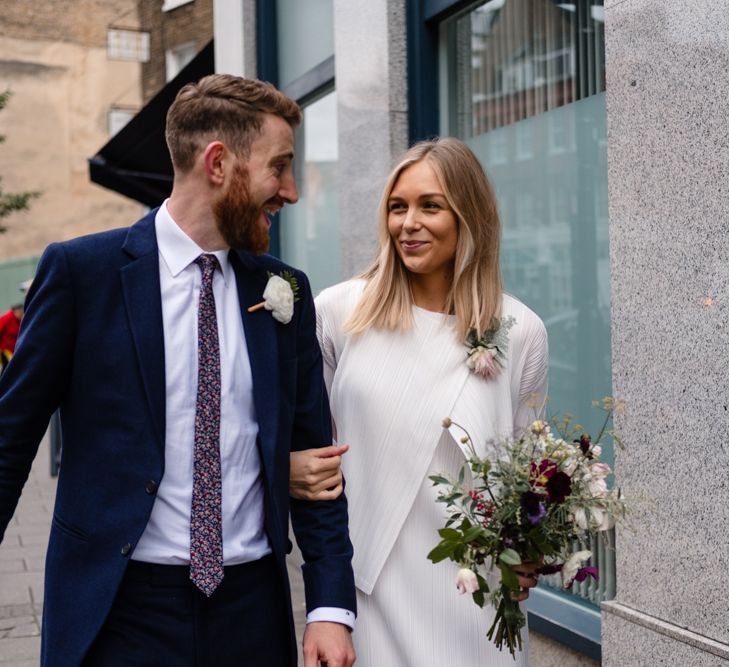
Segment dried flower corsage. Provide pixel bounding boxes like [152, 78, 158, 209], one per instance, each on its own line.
[465, 316, 515, 380]
[247, 271, 300, 324]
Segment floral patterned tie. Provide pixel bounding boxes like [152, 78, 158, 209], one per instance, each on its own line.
[189, 254, 224, 596]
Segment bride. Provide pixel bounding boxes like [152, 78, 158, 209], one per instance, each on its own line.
[293, 137, 548, 666]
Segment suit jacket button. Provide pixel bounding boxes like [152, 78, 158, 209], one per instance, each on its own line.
[145, 480, 157, 495]
[121, 543, 132, 556]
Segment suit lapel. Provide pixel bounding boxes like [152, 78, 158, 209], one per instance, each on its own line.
[230, 250, 280, 478]
[120, 211, 166, 453]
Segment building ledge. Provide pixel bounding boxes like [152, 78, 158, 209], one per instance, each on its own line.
[602, 601, 729, 661]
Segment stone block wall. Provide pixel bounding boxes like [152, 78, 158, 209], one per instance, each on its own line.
[602, 1, 729, 663]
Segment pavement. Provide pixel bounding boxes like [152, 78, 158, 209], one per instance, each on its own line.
[0, 433, 309, 666]
[0, 432, 54, 667]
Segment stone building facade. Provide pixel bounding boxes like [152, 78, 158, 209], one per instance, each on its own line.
[0, 0, 144, 262]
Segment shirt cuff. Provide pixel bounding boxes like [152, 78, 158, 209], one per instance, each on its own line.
[306, 606, 355, 629]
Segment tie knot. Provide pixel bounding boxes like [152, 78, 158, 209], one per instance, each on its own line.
[195, 253, 220, 277]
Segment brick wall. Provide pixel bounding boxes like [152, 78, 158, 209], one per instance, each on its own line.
[138, 0, 213, 103]
[0, 0, 140, 47]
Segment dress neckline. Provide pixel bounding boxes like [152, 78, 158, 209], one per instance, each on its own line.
[412, 304, 456, 322]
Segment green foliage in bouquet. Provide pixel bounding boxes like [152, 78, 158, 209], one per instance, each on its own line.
[428, 397, 626, 658]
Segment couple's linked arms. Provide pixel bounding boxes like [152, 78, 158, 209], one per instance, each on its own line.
[289, 447, 540, 602]
[290, 445, 348, 501]
[289, 445, 354, 666]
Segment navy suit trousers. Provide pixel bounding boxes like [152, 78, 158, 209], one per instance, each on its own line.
[81, 555, 291, 667]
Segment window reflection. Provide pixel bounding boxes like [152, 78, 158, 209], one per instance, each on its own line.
[276, 0, 334, 88]
[441, 0, 611, 441]
[279, 90, 340, 295]
[442, 0, 605, 138]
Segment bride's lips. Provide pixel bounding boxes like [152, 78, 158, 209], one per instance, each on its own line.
[400, 240, 429, 251]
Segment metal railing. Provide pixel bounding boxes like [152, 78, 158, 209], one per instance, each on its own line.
[540, 527, 616, 603]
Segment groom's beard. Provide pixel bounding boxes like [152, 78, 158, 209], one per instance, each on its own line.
[212, 162, 270, 255]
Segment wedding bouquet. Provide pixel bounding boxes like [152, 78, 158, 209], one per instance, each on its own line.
[428, 397, 626, 658]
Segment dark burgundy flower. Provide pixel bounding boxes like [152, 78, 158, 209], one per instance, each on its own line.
[566, 566, 600, 588]
[520, 491, 546, 524]
[546, 471, 572, 504]
[574, 566, 599, 584]
[530, 459, 558, 486]
[528, 503, 546, 525]
[575, 434, 594, 459]
[536, 563, 564, 576]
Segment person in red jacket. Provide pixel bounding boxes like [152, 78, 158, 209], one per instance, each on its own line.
[0, 304, 23, 372]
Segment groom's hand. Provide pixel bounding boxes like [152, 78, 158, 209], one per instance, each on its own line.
[290, 445, 349, 501]
[303, 621, 355, 667]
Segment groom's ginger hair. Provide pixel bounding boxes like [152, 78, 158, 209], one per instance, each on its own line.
[165, 74, 301, 173]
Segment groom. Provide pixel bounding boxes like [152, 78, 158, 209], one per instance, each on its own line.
[0, 75, 355, 667]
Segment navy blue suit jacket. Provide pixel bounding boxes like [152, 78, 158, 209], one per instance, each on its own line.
[0, 209, 355, 666]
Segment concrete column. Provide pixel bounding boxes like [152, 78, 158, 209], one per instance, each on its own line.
[603, 1, 729, 663]
[333, 0, 409, 278]
[213, 0, 256, 78]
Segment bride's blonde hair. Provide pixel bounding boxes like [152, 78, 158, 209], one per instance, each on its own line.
[345, 137, 502, 340]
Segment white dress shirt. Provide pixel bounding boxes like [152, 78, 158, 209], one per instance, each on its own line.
[134, 201, 270, 565]
[134, 202, 353, 628]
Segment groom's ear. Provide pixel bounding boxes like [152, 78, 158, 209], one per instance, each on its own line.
[202, 141, 226, 186]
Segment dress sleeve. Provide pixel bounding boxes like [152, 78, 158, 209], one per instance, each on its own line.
[314, 290, 338, 397]
[513, 312, 549, 434]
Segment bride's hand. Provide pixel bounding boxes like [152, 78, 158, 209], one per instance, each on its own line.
[511, 562, 540, 602]
[290, 445, 349, 501]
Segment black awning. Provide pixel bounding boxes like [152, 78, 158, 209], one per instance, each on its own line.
[89, 40, 214, 207]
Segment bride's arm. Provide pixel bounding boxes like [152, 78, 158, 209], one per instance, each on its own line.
[509, 313, 548, 598]
[290, 289, 346, 500]
[513, 313, 549, 435]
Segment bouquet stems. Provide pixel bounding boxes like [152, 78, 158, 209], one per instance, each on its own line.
[486, 587, 526, 658]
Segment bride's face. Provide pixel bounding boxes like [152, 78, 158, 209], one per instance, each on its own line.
[387, 160, 458, 280]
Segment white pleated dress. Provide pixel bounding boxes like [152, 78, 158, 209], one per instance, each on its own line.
[315, 280, 548, 667]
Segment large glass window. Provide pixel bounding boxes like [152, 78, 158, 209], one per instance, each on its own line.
[279, 90, 340, 295]
[440, 0, 610, 446]
[276, 0, 334, 88]
[268, 0, 338, 295]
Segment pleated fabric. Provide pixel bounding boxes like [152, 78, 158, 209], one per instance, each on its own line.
[315, 280, 548, 667]
[354, 433, 528, 667]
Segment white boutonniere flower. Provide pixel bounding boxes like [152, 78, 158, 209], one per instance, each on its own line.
[247, 271, 300, 324]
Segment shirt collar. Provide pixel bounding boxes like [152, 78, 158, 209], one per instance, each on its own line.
[155, 200, 233, 285]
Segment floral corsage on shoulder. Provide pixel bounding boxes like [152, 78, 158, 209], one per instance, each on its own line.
[247, 271, 300, 324]
[465, 316, 516, 380]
